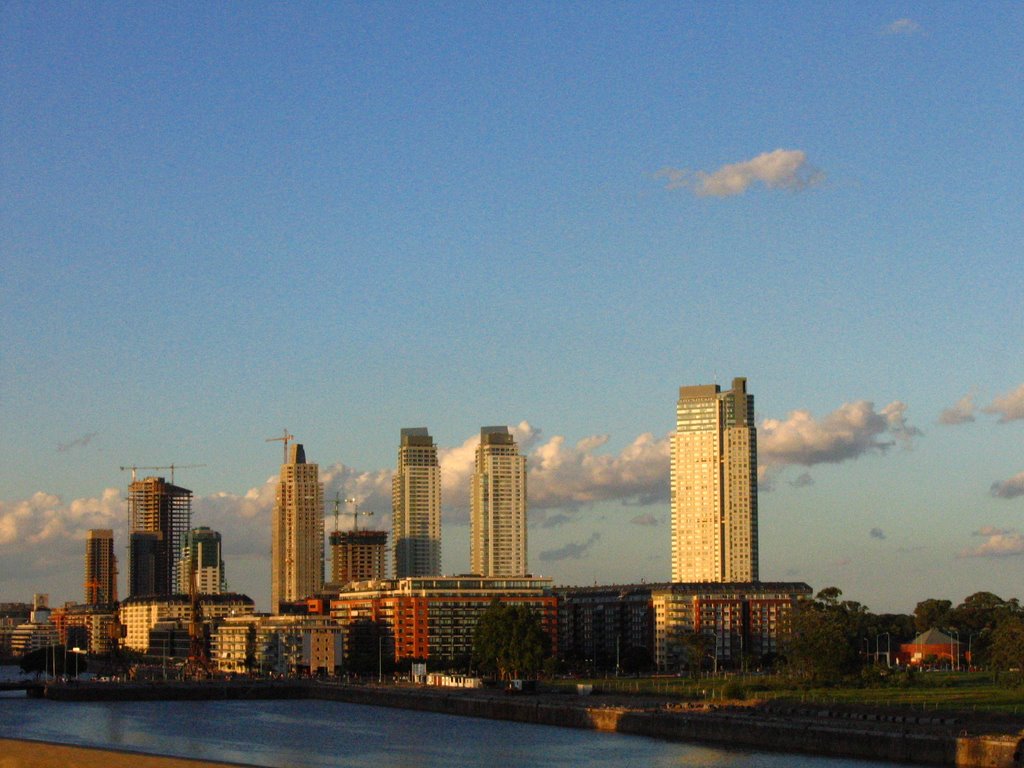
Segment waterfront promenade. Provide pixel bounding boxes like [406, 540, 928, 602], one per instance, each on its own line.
[26, 679, 1024, 767]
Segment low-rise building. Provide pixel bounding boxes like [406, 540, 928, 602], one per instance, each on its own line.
[330, 576, 557, 668]
[212, 614, 344, 675]
[652, 582, 811, 671]
[50, 603, 119, 654]
[119, 593, 255, 653]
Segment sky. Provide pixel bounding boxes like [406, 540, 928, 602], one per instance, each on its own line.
[1, 2, 1022, 615]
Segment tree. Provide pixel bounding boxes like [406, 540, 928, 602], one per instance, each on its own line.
[914, 599, 952, 633]
[785, 588, 863, 682]
[473, 602, 551, 680]
[988, 615, 1024, 674]
[680, 632, 715, 676]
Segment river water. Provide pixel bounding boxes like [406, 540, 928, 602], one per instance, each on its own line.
[0, 675, 894, 767]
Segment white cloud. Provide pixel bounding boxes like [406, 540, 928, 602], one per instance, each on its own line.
[959, 527, 1024, 558]
[991, 471, 1024, 500]
[883, 18, 921, 35]
[983, 383, 1024, 423]
[657, 149, 823, 198]
[938, 393, 976, 425]
[759, 400, 921, 470]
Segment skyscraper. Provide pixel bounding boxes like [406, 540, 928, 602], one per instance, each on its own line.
[84, 529, 117, 604]
[471, 426, 527, 577]
[271, 443, 324, 612]
[670, 377, 758, 583]
[392, 428, 441, 577]
[179, 526, 226, 595]
[127, 476, 191, 597]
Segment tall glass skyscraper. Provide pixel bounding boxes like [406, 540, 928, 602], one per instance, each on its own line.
[471, 426, 527, 577]
[670, 377, 758, 583]
[271, 443, 324, 611]
[179, 526, 226, 595]
[392, 428, 441, 577]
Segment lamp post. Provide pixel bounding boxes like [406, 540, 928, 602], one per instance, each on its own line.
[876, 632, 891, 667]
[948, 629, 960, 672]
[378, 634, 383, 684]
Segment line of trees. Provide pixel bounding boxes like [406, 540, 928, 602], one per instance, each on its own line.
[786, 587, 1024, 682]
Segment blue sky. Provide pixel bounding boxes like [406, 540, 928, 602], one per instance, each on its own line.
[2, 2, 1022, 613]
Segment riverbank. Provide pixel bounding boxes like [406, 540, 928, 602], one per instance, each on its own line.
[37, 680, 1024, 767]
[0, 738, 258, 768]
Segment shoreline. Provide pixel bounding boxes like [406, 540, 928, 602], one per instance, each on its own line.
[0, 737, 261, 768]
[30, 680, 1024, 767]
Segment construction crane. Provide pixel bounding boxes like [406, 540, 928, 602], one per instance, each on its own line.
[330, 493, 374, 532]
[119, 463, 206, 485]
[265, 430, 295, 464]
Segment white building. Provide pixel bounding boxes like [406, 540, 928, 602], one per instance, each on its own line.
[471, 427, 527, 577]
[392, 428, 441, 577]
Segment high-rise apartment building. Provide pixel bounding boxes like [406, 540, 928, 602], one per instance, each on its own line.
[127, 477, 191, 597]
[179, 526, 226, 595]
[670, 377, 758, 583]
[84, 529, 117, 605]
[470, 426, 527, 577]
[392, 428, 441, 577]
[271, 443, 324, 612]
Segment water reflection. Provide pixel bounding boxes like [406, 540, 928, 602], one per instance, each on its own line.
[0, 692, 892, 768]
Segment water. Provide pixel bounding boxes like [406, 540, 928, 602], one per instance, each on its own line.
[0, 675, 893, 767]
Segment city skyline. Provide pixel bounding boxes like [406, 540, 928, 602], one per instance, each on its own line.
[2, 4, 1022, 614]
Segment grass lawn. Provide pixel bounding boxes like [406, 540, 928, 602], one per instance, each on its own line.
[548, 671, 1024, 714]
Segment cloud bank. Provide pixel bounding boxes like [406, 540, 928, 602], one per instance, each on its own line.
[759, 400, 921, 469]
[658, 149, 823, 197]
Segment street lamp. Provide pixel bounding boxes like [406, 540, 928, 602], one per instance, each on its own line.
[378, 634, 383, 684]
[876, 632, 891, 668]
[948, 629, 960, 672]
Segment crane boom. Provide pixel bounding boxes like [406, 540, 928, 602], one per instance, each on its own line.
[265, 430, 295, 464]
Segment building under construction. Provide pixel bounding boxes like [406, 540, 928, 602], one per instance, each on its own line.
[330, 529, 387, 584]
[128, 477, 191, 597]
[84, 528, 118, 604]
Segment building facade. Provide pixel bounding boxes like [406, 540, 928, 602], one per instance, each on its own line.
[212, 614, 344, 676]
[119, 593, 255, 653]
[651, 582, 810, 671]
[271, 443, 324, 612]
[179, 526, 226, 595]
[330, 529, 387, 585]
[84, 528, 118, 605]
[670, 378, 758, 583]
[470, 427, 527, 577]
[330, 576, 556, 667]
[392, 428, 442, 577]
[127, 476, 192, 597]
